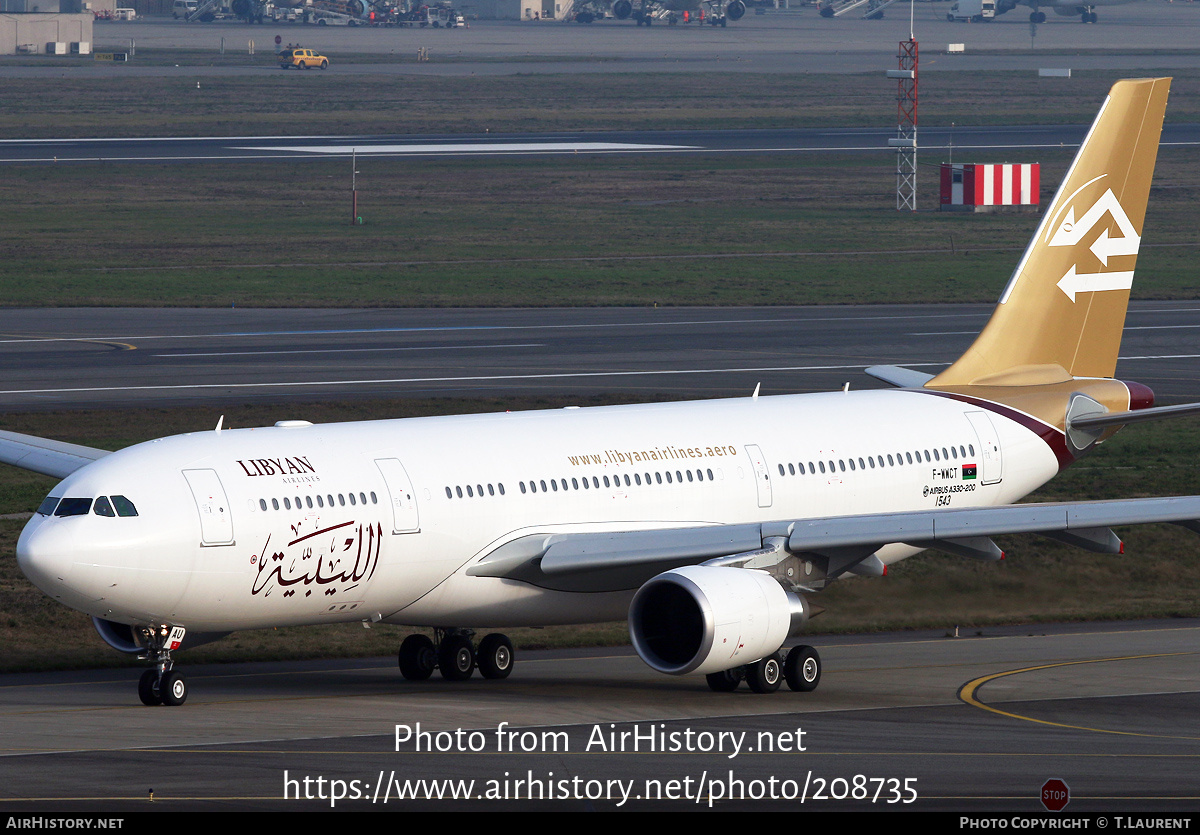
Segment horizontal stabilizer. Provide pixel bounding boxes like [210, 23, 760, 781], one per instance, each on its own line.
[1068, 401, 1200, 431]
[0, 430, 109, 479]
[864, 365, 936, 388]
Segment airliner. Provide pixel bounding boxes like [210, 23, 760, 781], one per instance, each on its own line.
[6, 78, 1196, 707]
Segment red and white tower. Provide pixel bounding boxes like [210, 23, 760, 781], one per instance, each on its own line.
[887, 37, 918, 211]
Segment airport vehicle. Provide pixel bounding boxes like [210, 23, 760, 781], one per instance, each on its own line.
[7, 79, 1194, 708]
[172, 0, 198, 16]
[280, 47, 329, 69]
[947, 0, 996, 21]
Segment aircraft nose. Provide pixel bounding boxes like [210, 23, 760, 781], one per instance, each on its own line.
[16, 518, 88, 605]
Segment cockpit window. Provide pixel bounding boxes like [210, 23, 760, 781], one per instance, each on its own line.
[111, 495, 138, 517]
[94, 496, 116, 517]
[37, 496, 61, 516]
[53, 498, 92, 517]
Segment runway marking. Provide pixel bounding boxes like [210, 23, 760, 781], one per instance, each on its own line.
[155, 343, 543, 358]
[0, 362, 952, 397]
[958, 652, 1200, 739]
[237, 142, 699, 156]
[0, 314, 989, 346]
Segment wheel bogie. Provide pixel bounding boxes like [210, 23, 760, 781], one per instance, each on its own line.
[784, 645, 822, 692]
[160, 671, 188, 706]
[477, 633, 514, 679]
[438, 633, 476, 681]
[398, 633, 437, 680]
[138, 669, 162, 706]
[745, 654, 782, 694]
[705, 668, 741, 692]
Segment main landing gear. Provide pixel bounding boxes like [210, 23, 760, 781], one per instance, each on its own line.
[136, 625, 189, 706]
[705, 645, 821, 694]
[398, 629, 515, 682]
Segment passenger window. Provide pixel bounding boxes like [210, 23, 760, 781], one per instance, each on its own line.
[284, 498, 292, 510]
[260, 498, 268, 511]
[446, 487, 453, 499]
[306, 496, 314, 509]
[94, 496, 116, 517]
[707, 469, 714, 480]
[498, 483, 505, 496]
[272, 498, 280, 510]
[317, 495, 324, 508]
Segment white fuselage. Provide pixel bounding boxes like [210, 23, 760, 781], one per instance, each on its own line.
[16, 389, 1059, 634]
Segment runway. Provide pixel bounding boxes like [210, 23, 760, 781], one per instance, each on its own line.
[0, 619, 1196, 812]
[2, 302, 1200, 411]
[2, 122, 1199, 164]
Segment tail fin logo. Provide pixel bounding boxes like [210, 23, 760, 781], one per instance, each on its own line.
[1046, 176, 1140, 303]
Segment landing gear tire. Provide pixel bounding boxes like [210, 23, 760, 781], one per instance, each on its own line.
[160, 671, 188, 706]
[438, 633, 476, 681]
[477, 633, 514, 680]
[398, 634, 437, 681]
[784, 645, 821, 692]
[745, 654, 782, 694]
[138, 669, 162, 706]
[706, 668, 741, 692]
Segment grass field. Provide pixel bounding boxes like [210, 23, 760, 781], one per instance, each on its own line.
[2, 148, 1198, 307]
[1, 69, 1198, 308]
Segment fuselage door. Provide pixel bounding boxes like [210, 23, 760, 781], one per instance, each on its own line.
[965, 411, 1004, 485]
[182, 468, 235, 546]
[375, 457, 421, 534]
[744, 444, 773, 508]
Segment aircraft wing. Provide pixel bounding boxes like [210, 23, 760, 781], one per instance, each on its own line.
[0, 430, 110, 479]
[468, 496, 1200, 592]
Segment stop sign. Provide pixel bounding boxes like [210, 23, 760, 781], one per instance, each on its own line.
[1041, 778, 1070, 811]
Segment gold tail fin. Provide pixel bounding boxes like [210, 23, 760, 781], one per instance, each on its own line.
[929, 78, 1171, 389]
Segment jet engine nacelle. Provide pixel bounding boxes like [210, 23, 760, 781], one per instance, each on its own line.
[726, 0, 746, 20]
[613, 0, 633, 17]
[628, 565, 809, 676]
[92, 617, 230, 653]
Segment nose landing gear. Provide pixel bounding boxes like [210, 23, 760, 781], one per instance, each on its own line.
[136, 625, 188, 706]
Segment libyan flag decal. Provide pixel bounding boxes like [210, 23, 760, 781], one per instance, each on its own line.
[963, 464, 977, 480]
